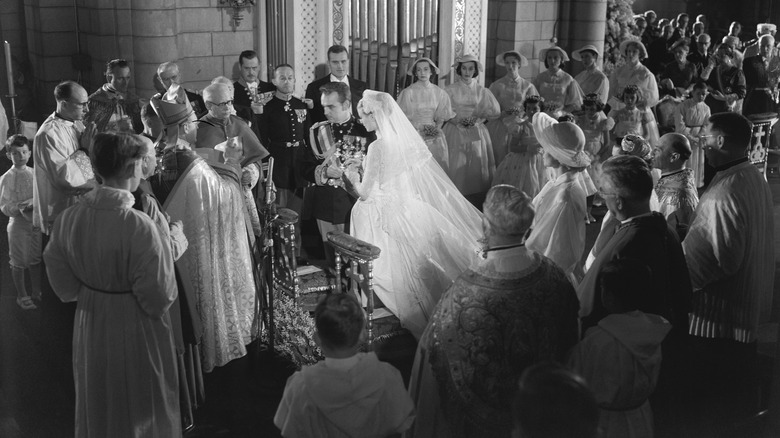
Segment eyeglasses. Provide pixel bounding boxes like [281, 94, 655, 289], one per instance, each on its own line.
[209, 100, 233, 108]
[69, 100, 89, 107]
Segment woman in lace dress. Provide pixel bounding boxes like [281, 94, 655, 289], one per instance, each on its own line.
[344, 91, 483, 339]
[397, 57, 456, 172]
[486, 50, 538, 165]
[443, 55, 501, 196]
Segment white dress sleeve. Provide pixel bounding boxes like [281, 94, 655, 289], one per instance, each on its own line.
[348, 139, 384, 201]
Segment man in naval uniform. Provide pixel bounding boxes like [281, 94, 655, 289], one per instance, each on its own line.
[302, 82, 371, 266]
[233, 50, 276, 141]
[257, 64, 311, 257]
[305, 45, 368, 123]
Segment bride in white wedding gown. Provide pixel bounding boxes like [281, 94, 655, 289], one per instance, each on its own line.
[343, 90, 483, 339]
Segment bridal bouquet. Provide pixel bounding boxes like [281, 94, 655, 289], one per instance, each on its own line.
[421, 124, 440, 140]
[459, 116, 477, 128]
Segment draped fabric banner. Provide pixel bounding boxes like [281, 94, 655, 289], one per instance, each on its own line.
[350, 0, 440, 97]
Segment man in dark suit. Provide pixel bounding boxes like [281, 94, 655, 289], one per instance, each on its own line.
[742, 34, 778, 116]
[687, 34, 711, 74]
[305, 45, 368, 123]
[233, 50, 276, 141]
[302, 82, 371, 267]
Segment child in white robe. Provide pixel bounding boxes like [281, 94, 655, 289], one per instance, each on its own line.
[608, 85, 660, 150]
[576, 94, 614, 221]
[274, 293, 415, 438]
[0, 135, 42, 310]
[674, 81, 711, 188]
[570, 258, 671, 438]
[492, 95, 546, 197]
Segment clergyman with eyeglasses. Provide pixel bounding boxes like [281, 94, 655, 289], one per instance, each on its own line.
[682, 112, 775, 427]
[33, 80, 98, 237]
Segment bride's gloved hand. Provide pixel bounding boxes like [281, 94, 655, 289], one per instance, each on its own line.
[342, 167, 362, 199]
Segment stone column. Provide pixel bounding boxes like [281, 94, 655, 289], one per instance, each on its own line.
[558, 0, 608, 76]
[439, 0, 489, 86]
[130, 0, 178, 98]
[22, 0, 78, 113]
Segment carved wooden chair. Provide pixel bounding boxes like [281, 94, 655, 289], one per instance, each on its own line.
[746, 112, 779, 179]
[271, 208, 335, 311]
[326, 230, 384, 349]
[269, 212, 403, 350]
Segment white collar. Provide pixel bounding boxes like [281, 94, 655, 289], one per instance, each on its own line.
[330, 74, 349, 85]
[323, 354, 360, 370]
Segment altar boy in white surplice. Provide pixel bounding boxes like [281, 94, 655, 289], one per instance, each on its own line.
[274, 294, 414, 438]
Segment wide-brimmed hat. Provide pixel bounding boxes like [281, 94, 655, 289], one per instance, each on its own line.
[619, 38, 648, 59]
[150, 95, 193, 127]
[572, 44, 601, 61]
[407, 57, 440, 76]
[758, 23, 777, 34]
[533, 112, 590, 168]
[495, 50, 529, 67]
[539, 46, 570, 62]
[451, 54, 484, 71]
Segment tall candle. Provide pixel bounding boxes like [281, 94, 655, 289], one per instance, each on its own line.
[4, 41, 14, 96]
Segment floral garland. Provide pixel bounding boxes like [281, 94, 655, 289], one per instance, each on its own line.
[604, 0, 637, 76]
[262, 293, 323, 368]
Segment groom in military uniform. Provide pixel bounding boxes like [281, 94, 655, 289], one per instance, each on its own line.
[302, 82, 372, 266]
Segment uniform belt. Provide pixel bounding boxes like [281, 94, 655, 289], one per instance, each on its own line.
[270, 140, 301, 148]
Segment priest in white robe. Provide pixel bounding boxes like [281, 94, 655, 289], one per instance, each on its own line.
[683, 112, 775, 429]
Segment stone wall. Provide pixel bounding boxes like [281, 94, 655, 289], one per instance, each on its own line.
[17, 0, 262, 116]
[486, 0, 560, 86]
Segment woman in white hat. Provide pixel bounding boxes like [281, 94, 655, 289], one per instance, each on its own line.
[397, 57, 456, 172]
[533, 46, 585, 117]
[525, 112, 589, 282]
[573, 45, 609, 105]
[608, 38, 659, 110]
[443, 54, 501, 196]
[486, 49, 538, 165]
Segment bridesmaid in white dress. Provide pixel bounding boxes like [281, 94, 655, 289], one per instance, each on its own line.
[533, 46, 585, 117]
[443, 54, 501, 196]
[397, 57, 456, 172]
[486, 49, 538, 166]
